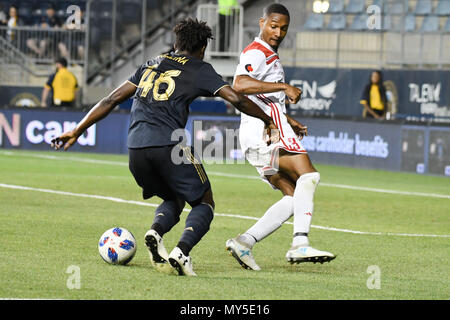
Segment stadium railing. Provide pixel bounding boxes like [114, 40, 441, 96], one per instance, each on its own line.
[196, 3, 244, 59]
[0, 26, 85, 66]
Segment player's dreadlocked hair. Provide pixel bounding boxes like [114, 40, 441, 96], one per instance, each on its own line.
[173, 18, 213, 54]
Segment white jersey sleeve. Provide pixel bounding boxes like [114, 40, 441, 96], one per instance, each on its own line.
[234, 49, 267, 80]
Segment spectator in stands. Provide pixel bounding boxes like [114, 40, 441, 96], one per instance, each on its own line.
[58, 10, 85, 62]
[218, 0, 238, 52]
[0, 3, 7, 26]
[26, 4, 62, 58]
[5, 5, 25, 43]
[359, 70, 388, 119]
[41, 57, 78, 108]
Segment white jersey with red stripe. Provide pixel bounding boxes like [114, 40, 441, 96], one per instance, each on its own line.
[234, 37, 306, 179]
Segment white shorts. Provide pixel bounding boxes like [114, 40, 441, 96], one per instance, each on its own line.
[240, 117, 307, 189]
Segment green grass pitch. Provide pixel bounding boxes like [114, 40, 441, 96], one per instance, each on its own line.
[0, 149, 449, 300]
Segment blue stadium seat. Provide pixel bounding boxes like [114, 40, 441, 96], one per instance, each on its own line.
[389, 0, 408, 15]
[420, 15, 439, 32]
[96, 0, 113, 18]
[17, 0, 33, 24]
[436, 0, 450, 16]
[371, 0, 386, 13]
[38, 0, 57, 10]
[345, 0, 365, 14]
[404, 14, 416, 31]
[413, 0, 432, 15]
[0, 0, 18, 11]
[444, 17, 450, 31]
[0, 0, 13, 8]
[327, 0, 344, 13]
[327, 14, 346, 30]
[118, 0, 141, 24]
[381, 14, 392, 31]
[349, 13, 368, 30]
[303, 13, 324, 30]
[32, 0, 57, 18]
[56, 1, 74, 19]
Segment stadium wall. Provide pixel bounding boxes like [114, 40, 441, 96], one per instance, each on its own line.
[2, 67, 449, 120]
[1, 108, 449, 176]
[284, 67, 450, 120]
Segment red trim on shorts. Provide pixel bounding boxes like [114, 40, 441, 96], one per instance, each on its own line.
[255, 95, 307, 154]
[257, 94, 285, 137]
[262, 94, 284, 137]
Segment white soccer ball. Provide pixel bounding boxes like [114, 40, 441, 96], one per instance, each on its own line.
[98, 227, 137, 265]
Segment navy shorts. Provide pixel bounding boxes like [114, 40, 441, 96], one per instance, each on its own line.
[129, 145, 211, 206]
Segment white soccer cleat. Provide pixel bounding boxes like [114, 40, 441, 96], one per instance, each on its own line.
[225, 237, 261, 271]
[144, 229, 173, 273]
[285, 245, 336, 264]
[168, 247, 197, 276]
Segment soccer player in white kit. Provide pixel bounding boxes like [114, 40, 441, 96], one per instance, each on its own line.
[226, 3, 336, 270]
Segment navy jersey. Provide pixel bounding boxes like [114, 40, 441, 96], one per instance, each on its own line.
[127, 52, 229, 148]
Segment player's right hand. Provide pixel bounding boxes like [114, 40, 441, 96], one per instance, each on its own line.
[284, 84, 302, 104]
[51, 131, 79, 151]
[265, 122, 280, 146]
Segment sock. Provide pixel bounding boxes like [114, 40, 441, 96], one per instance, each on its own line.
[152, 199, 184, 236]
[239, 195, 294, 249]
[292, 172, 320, 247]
[177, 241, 191, 257]
[177, 203, 214, 256]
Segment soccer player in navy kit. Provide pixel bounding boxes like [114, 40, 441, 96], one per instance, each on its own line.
[51, 18, 278, 276]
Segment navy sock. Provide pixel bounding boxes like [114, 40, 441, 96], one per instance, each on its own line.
[177, 203, 214, 255]
[152, 199, 184, 236]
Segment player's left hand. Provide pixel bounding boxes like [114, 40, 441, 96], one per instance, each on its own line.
[288, 119, 308, 140]
[51, 131, 79, 151]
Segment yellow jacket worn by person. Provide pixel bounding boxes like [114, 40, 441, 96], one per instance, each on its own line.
[45, 67, 78, 106]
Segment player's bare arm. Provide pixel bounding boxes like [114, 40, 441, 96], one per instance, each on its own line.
[234, 75, 302, 104]
[51, 81, 136, 150]
[285, 114, 308, 139]
[218, 85, 279, 144]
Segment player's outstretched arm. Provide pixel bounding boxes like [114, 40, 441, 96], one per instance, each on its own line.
[217, 85, 279, 144]
[234, 75, 302, 104]
[51, 81, 136, 151]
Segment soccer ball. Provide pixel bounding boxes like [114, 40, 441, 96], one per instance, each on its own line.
[98, 227, 137, 265]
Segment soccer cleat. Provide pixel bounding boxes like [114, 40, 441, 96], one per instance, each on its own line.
[225, 237, 261, 271]
[144, 229, 173, 273]
[168, 247, 197, 276]
[285, 245, 336, 264]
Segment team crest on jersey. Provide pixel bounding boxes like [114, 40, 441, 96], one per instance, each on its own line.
[245, 64, 253, 72]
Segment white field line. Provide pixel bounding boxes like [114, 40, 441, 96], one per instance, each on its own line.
[1, 182, 449, 238]
[0, 298, 63, 300]
[1, 150, 450, 200]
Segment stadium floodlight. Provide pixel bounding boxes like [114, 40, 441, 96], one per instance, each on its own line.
[313, 0, 330, 13]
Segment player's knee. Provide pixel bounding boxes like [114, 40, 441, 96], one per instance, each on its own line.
[298, 171, 321, 188]
[201, 188, 215, 210]
[269, 173, 295, 196]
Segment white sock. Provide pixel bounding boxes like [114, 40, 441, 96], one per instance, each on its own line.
[292, 172, 320, 247]
[238, 195, 294, 249]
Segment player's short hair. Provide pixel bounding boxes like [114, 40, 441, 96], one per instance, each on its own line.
[263, 3, 290, 18]
[173, 18, 213, 54]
